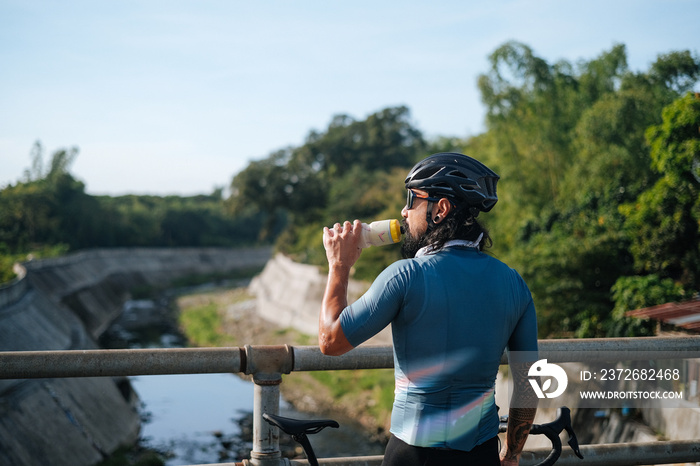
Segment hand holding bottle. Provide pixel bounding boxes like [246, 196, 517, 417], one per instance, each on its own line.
[357, 219, 403, 248]
[322, 218, 403, 272]
[323, 220, 363, 272]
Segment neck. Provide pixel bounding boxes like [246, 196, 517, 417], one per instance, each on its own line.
[415, 235, 483, 257]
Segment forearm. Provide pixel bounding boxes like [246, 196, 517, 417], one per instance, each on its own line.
[502, 406, 537, 461]
[320, 265, 348, 344]
[319, 265, 354, 355]
[501, 359, 539, 464]
[319, 220, 361, 356]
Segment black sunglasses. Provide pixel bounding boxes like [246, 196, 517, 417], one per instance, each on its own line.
[405, 189, 440, 210]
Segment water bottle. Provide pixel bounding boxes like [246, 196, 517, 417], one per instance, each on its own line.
[358, 219, 403, 248]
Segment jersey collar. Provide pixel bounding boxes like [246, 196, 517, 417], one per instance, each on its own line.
[415, 234, 483, 257]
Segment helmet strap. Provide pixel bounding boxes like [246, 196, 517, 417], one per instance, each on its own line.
[425, 200, 437, 231]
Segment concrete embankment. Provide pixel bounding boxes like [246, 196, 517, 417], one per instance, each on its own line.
[0, 246, 271, 466]
[250, 253, 391, 344]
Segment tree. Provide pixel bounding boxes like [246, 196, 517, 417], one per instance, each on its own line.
[0, 142, 267, 281]
[619, 93, 700, 291]
[227, 106, 426, 251]
[476, 43, 700, 337]
[648, 50, 700, 96]
[609, 275, 684, 337]
[477, 41, 603, 217]
[303, 106, 425, 176]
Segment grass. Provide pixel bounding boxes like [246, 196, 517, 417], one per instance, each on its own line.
[176, 287, 254, 347]
[0, 243, 69, 284]
[273, 327, 316, 346]
[176, 286, 395, 435]
[178, 302, 236, 347]
[309, 368, 394, 422]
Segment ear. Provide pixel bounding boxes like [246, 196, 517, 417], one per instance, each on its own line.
[432, 198, 453, 224]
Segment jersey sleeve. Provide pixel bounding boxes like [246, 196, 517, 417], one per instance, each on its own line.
[339, 260, 411, 347]
[507, 286, 539, 363]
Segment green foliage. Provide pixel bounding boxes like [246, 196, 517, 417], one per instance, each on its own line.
[305, 106, 426, 175]
[229, 106, 425, 273]
[612, 275, 687, 313]
[309, 368, 395, 421]
[476, 43, 699, 337]
[0, 145, 87, 282]
[510, 200, 634, 337]
[0, 144, 272, 283]
[609, 275, 686, 337]
[0, 244, 69, 283]
[178, 302, 235, 347]
[273, 165, 408, 277]
[647, 50, 700, 96]
[477, 41, 595, 216]
[620, 93, 700, 288]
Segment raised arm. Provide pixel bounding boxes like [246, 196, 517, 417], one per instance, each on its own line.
[318, 220, 362, 356]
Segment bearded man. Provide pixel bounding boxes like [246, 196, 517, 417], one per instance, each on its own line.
[320, 153, 539, 466]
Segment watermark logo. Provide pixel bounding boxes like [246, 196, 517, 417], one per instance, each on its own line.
[528, 359, 568, 399]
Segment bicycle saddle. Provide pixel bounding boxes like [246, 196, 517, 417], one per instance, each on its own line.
[263, 413, 339, 436]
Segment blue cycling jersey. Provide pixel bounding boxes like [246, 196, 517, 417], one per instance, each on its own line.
[339, 245, 538, 452]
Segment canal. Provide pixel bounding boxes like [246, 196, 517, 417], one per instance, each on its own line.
[100, 284, 385, 465]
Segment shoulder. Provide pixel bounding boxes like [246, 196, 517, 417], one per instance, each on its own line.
[370, 257, 434, 292]
[452, 249, 532, 291]
[479, 252, 526, 279]
[380, 257, 424, 280]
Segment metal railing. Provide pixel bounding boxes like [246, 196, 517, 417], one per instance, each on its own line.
[2, 336, 700, 466]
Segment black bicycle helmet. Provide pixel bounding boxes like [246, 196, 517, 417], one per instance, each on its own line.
[404, 152, 499, 212]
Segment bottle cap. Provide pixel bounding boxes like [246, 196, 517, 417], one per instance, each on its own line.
[389, 219, 402, 243]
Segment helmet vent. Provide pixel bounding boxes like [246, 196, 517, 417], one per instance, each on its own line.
[416, 166, 442, 179]
[448, 170, 469, 179]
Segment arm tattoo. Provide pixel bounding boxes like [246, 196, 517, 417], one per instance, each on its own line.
[502, 361, 539, 459]
[503, 408, 536, 459]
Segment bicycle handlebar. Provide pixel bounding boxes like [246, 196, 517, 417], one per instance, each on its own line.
[499, 406, 584, 466]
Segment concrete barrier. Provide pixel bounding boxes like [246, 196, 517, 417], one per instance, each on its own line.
[20, 247, 272, 338]
[249, 253, 391, 344]
[0, 246, 272, 466]
[0, 276, 28, 309]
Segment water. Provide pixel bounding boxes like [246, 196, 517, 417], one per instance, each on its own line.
[101, 294, 258, 464]
[102, 290, 385, 465]
[131, 373, 254, 465]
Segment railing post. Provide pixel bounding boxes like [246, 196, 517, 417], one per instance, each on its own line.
[244, 345, 294, 466]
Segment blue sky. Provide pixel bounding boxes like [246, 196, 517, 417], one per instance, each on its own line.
[1, 0, 699, 196]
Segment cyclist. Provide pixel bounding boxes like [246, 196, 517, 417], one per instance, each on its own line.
[320, 152, 539, 465]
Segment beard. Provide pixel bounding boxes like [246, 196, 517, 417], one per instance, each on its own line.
[401, 218, 428, 259]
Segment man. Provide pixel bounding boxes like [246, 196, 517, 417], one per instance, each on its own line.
[320, 152, 538, 466]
